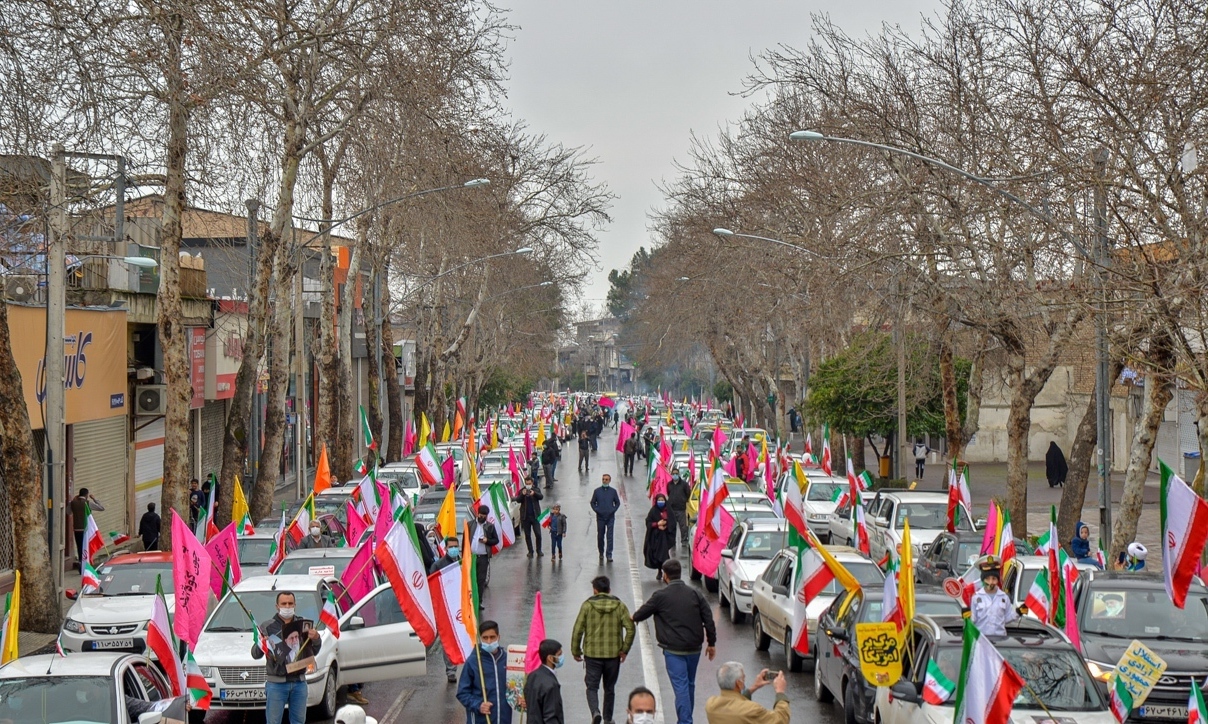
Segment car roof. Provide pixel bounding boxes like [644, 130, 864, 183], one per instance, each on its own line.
[233, 574, 331, 593]
[283, 548, 356, 559]
[106, 551, 173, 565]
[876, 490, 949, 503]
[918, 614, 1071, 646]
[741, 518, 787, 532]
[317, 487, 351, 497]
[238, 532, 276, 541]
[0, 652, 134, 677]
[1082, 569, 1197, 589]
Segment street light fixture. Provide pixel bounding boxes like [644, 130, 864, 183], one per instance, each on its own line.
[712, 227, 825, 258]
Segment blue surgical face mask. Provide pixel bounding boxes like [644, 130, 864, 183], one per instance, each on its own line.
[448, 547, 460, 559]
[657, 501, 666, 508]
[482, 641, 500, 654]
[554, 653, 565, 668]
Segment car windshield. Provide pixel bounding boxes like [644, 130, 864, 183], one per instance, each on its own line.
[92, 562, 174, 596]
[894, 503, 972, 531]
[276, 554, 354, 577]
[934, 645, 1103, 710]
[205, 590, 325, 632]
[862, 597, 961, 622]
[819, 562, 885, 595]
[955, 543, 986, 573]
[740, 531, 786, 560]
[379, 470, 420, 489]
[0, 676, 115, 723]
[238, 539, 274, 566]
[807, 482, 843, 502]
[1081, 587, 1208, 641]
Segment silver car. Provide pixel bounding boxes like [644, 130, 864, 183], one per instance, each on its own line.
[717, 518, 787, 624]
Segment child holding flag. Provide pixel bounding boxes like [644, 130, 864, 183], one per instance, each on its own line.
[546, 504, 567, 561]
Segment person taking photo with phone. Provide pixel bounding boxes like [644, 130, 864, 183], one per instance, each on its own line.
[704, 662, 789, 724]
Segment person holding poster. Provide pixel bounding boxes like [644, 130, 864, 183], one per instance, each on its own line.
[251, 591, 323, 724]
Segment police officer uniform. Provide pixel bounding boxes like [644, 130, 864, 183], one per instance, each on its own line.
[969, 557, 1018, 636]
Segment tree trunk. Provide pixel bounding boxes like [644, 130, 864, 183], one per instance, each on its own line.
[362, 272, 383, 451]
[157, 12, 192, 542]
[938, 325, 963, 458]
[1111, 356, 1173, 560]
[253, 263, 293, 521]
[381, 281, 403, 462]
[849, 434, 866, 473]
[316, 248, 340, 474]
[0, 300, 57, 631]
[960, 335, 989, 459]
[339, 240, 362, 464]
[1058, 394, 1099, 547]
[1004, 361, 1057, 538]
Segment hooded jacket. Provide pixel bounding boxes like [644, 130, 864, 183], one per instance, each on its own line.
[570, 593, 635, 659]
[1071, 521, 1092, 558]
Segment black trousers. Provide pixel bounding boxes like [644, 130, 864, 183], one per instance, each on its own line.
[476, 553, 490, 591]
[584, 656, 621, 720]
[623, 453, 636, 475]
[671, 508, 689, 542]
[521, 518, 543, 554]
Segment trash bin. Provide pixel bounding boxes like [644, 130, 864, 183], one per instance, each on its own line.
[879, 455, 892, 479]
[1185, 451, 1201, 480]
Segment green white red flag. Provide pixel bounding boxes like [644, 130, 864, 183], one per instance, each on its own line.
[1188, 681, 1208, 724]
[147, 575, 185, 697]
[922, 659, 956, 705]
[1159, 459, 1208, 608]
[428, 560, 474, 665]
[375, 506, 437, 646]
[1108, 675, 1133, 723]
[953, 617, 1025, 724]
[82, 503, 105, 563]
[319, 589, 340, 639]
[267, 506, 288, 574]
[185, 651, 212, 710]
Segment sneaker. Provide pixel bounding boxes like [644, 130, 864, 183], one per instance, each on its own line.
[599, 555, 604, 564]
[446, 672, 457, 683]
[592, 714, 603, 724]
[527, 552, 534, 558]
[607, 557, 613, 563]
[348, 691, 369, 705]
[537, 551, 544, 557]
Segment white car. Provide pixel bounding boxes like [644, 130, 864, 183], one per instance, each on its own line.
[60, 552, 175, 656]
[193, 574, 425, 717]
[717, 518, 788, 624]
[238, 533, 277, 578]
[433, 443, 466, 484]
[377, 463, 424, 503]
[750, 546, 884, 672]
[866, 490, 975, 563]
[777, 472, 847, 539]
[877, 615, 1113, 724]
[824, 496, 872, 548]
[0, 652, 175, 724]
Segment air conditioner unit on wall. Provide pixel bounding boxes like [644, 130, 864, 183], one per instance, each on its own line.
[135, 384, 167, 416]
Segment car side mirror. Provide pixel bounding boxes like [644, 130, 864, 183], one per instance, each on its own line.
[935, 561, 949, 570]
[346, 616, 365, 631]
[890, 679, 921, 704]
[772, 585, 789, 597]
[875, 517, 890, 528]
[975, 517, 987, 529]
[720, 549, 734, 559]
[65, 589, 79, 600]
[138, 713, 164, 724]
[826, 627, 849, 641]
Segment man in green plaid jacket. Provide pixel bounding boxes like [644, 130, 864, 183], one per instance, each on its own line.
[570, 576, 636, 724]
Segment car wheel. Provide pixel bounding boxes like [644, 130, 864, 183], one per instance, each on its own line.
[753, 612, 771, 651]
[719, 584, 730, 608]
[315, 667, 338, 719]
[820, 532, 832, 544]
[805, 643, 817, 674]
[844, 678, 859, 724]
[728, 588, 744, 624]
[705, 575, 719, 593]
[785, 629, 803, 672]
[690, 564, 702, 581]
[814, 660, 833, 702]
[845, 538, 853, 548]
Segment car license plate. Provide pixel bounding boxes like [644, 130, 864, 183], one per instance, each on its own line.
[220, 689, 266, 701]
[91, 639, 134, 650]
[1140, 706, 1188, 719]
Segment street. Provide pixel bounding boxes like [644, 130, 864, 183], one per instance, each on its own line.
[208, 427, 843, 724]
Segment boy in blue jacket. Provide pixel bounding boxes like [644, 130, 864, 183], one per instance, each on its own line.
[456, 620, 512, 724]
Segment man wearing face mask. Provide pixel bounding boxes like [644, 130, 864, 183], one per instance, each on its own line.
[523, 639, 566, 724]
[297, 522, 333, 549]
[590, 474, 621, 564]
[626, 687, 657, 724]
[456, 620, 512, 724]
[513, 476, 545, 558]
[470, 505, 500, 593]
[430, 535, 462, 682]
[251, 591, 322, 724]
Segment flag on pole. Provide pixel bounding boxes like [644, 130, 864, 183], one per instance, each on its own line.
[900, 519, 915, 627]
[0, 570, 18, 664]
[461, 522, 480, 643]
[441, 420, 451, 444]
[922, 659, 956, 705]
[435, 485, 458, 539]
[428, 561, 474, 665]
[286, 494, 316, 544]
[361, 406, 378, 451]
[232, 476, 254, 535]
[415, 443, 443, 488]
[313, 444, 333, 494]
[953, 618, 1025, 724]
[1187, 681, 1208, 724]
[524, 591, 547, 674]
[375, 506, 438, 646]
[538, 507, 552, 529]
[195, 477, 220, 542]
[268, 506, 288, 574]
[420, 413, 433, 447]
[82, 503, 105, 563]
[1023, 567, 1052, 623]
[821, 423, 833, 476]
[1108, 674, 1134, 723]
[701, 468, 730, 540]
[81, 558, 101, 592]
[185, 651, 212, 710]
[147, 576, 185, 696]
[320, 589, 341, 639]
[1159, 459, 1208, 608]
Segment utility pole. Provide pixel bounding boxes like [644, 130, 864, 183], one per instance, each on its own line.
[294, 261, 306, 498]
[895, 276, 908, 480]
[46, 144, 67, 593]
[374, 267, 387, 451]
[1094, 148, 1113, 551]
[245, 200, 260, 487]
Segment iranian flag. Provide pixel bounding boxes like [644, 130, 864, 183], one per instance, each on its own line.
[147, 576, 185, 696]
[416, 443, 443, 488]
[360, 405, 378, 451]
[820, 423, 832, 476]
[285, 494, 315, 544]
[1108, 674, 1134, 723]
[538, 507, 552, 529]
[375, 506, 438, 646]
[250, 619, 271, 658]
[882, 549, 902, 630]
[1159, 460, 1208, 608]
[185, 651, 212, 710]
[81, 558, 101, 592]
[789, 527, 861, 655]
[1189, 681, 1208, 724]
[782, 461, 809, 538]
[472, 484, 515, 554]
[267, 507, 288, 574]
[82, 504, 105, 564]
[953, 618, 1025, 724]
[701, 468, 730, 540]
[922, 659, 956, 705]
[428, 561, 474, 665]
[319, 590, 340, 639]
[195, 478, 219, 542]
[1023, 567, 1052, 623]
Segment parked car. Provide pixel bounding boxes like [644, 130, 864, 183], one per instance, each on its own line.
[916, 531, 1034, 586]
[824, 496, 873, 549]
[751, 546, 884, 672]
[815, 589, 962, 721]
[877, 615, 1112, 724]
[688, 500, 779, 590]
[237, 533, 276, 578]
[776, 472, 847, 541]
[276, 547, 361, 578]
[194, 574, 425, 717]
[717, 519, 787, 624]
[1076, 570, 1208, 721]
[376, 463, 424, 503]
[60, 552, 175, 656]
[1007, 555, 1098, 607]
[0, 652, 174, 724]
[686, 477, 751, 520]
[865, 490, 975, 563]
[433, 443, 466, 484]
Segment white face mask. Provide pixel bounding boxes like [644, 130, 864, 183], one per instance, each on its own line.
[631, 714, 656, 724]
[278, 607, 295, 619]
[310, 528, 321, 537]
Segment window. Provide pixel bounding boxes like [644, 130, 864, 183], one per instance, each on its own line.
[132, 664, 168, 701]
[726, 526, 744, 551]
[762, 555, 788, 585]
[355, 587, 408, 628]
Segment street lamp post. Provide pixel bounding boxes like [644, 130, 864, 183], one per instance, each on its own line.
[792, 129, 1109, 544]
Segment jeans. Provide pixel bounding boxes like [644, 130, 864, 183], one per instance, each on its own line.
[73, 530, 84, 568]
[550, 459, 559, 479]
[671, 508, 689, 543]
[1077, 556, 1103, 569]
[265, 680, 308, 724]
[623, 453, 635, 475]
[551, 533, 563, 556]
[522, 519, 543, 554]
[590, 434, 599, 452]
[597, 516, 614, 558]
[443, 650, 457, 675]
[579, 449, 590, 472]
[543, 464, 555, 487]
[915, 459, 926, 478]
[584, 656, 621, 720]
[663, 651, 700, 724]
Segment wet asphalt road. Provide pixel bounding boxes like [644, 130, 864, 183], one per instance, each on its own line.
[210, 428, 845, 724]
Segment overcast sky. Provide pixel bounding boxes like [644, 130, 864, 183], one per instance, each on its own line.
[501, 1, 941, 310]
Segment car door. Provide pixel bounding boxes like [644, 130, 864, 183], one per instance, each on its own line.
[757, 553, 790, 635]
[336, 582, 427, 684]
[821, 590, 860, 695]
[719, 524, 745, 591]
[921, 535, 949, 585]
[879, 635, 931, 724]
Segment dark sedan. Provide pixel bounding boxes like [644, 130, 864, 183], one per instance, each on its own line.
[915, 531, 1033, 585]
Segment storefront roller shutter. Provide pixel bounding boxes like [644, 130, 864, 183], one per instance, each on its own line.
[201, 400, 226, 480]
[188, 410, 198, 480]
[72, 417, 128, 538]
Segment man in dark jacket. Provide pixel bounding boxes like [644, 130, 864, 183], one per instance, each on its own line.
[456, 620, 512, 724]
[622, 433, 639, 476]
[470, 505, 500, 592]
[430, 536, 462, 682]
[665, 470, 691, 545]
[251, 591, 324, 724]
[541, 442, 557, 489]
[523, 639, 565, 724]
[571, 576, 635, 724]
[138, 503, 160, 551]
[589, 474, 621, 563]
[578, 431, 591, 473]
[528, 452, 543, 487]
[513, 478, 545, 557]
[632, 560, 717, 724]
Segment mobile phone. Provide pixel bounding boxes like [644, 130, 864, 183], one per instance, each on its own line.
[763, 670, 781, 681]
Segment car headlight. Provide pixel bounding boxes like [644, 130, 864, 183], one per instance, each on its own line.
[200, 666, 216, 679]
[1086, 660, 1115, 682]
[738, 580, 753, 591]
[809, 515, 828, 523]
[63, 619, 85, 634]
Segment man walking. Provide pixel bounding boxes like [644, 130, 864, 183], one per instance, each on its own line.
[429, 536, 463, 682]
[542, 440, 557, 489]
[513, 476, 545, 557]
[471, 505, 500, 592]
[456, 620, 512, 724]
[138, 503, 160, 551]
[632, 560, 717, 724]
[251, 591, 323, 724]
[622, 433, 639, 476]
[69, 488, 104, 570]
[571, 576, 635, 724]
[578, 430, 591, 473]
[704, 662, 789, 724]
[665, 469, 691, 544]
[523, 639, 566, 724]
[590, 474, 621, 563]
[913, 440, 931, 479]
